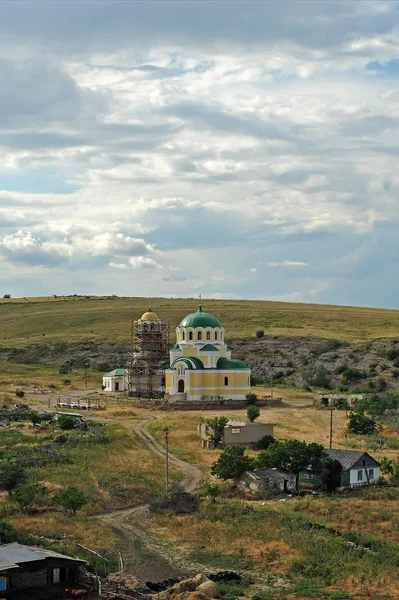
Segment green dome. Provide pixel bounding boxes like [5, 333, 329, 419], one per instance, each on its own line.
[179, 306, 222, 329]
[217, 357, 249, 370]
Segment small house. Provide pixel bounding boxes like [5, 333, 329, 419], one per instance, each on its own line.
[0, 542, 86, 596]
[102, 368, 126, 392]
[198, 419, 274, 448]
[299, 449, 381, 487]
[238, 469, 296, 496]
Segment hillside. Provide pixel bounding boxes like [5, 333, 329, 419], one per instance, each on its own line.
[1, 295, 399, 348]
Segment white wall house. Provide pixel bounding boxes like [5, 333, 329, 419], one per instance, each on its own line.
[324, 449, 380, 487]
[102, 368, 126, 392]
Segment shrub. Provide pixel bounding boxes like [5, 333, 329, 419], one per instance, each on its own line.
[250, 375, 264, 386]
[57, 415, 76, 430]
[376, 377, 387, 391]
[29, 412, 41, 426]
[203, 483, 219, 501]
[0, 465, 27, 494]
[245, 393, 258, 406]
[385, 346, 399, 361]
[2, 294, 10, 299]
[253, 435, 275, 450]
[53, 487, 86, 517]
[334, 397, 350, 411]
[301, 361, 331, 389]
[14, 484, 39, 513]
[15, 390, 24, 398]
[348, 412, 377, 435]
[255, 330, 264, 339]
[58, 366, 69, 375]
[149, 487, 200, 514]
[247, 405, 260, 422]
[62, 379, 71, 385]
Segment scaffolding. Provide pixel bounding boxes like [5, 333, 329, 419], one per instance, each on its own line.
[126, 315, 170, 399]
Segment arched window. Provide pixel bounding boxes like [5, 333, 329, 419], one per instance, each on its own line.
[224, 376, 229, 386]
[206, 331, 211, 340]
[182, 331, 185, 340]
[215, 331, 218, 341]
[143, 323, 148, 331]
[189, 331, 193, 340]
[198, 331, 202, 341]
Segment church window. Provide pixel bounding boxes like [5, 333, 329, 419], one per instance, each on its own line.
[189, 331, 193, 340]
[224, 376, 229, 386]
[215, 331, 218, 341]
[182, 331, 185, 340]
[198, 331, 202, 341]
[206, 331, 211, 340]
[143, 323, 148, 331]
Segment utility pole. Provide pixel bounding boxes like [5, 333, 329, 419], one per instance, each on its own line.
[329, 408, 334, 449]
[84, 362, 89, 389]
[270, 362, 274, 400]
[163, 427, 169, 491]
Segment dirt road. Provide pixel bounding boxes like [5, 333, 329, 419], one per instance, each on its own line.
[99, 414, 205, 582]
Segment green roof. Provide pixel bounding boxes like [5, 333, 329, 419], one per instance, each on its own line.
[103, 368, 125, 377]
[217, 357, 249, 370]
[179, 306, 222, 329]
[170, 357, 205, 370]
[171, 344, 181, 351]
[199, 344, 219, 352]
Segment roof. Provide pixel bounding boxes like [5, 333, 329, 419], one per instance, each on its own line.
[140, 308, 159, 321]
[103, 368, 125, 377]
[217, 357, 249, 370]
[323, 449, 381, 470]
[171, 344, 181, 351]
[170, 356, 205, 370]
[0, 543, 85, 570]
[179, 306, 222, 329]
[245, 468, 295, 481]
[199, 344, 219, 352]
[226, 420, 272, 428]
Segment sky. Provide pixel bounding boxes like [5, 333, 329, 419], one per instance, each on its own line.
[1, 0, 399, 307]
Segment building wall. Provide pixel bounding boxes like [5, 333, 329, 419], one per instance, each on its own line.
[349, 466, 380, 485]
[223, 423, 274, 445]
[238, 472, 296, 495]
[102, 376, 125, 392]
[11, 568, 49, 590]
[165, 369, 250, 400]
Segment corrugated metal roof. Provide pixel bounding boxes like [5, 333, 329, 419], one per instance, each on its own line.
[324, 449, 380, 470]
[0, 543, 85, 569]
[246, 468, 294, 480]
[103, 368, 125, 377]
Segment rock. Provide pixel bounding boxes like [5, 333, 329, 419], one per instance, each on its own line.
[197, 580, 220, 599]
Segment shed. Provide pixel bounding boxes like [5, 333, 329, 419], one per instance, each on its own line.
[238, 468, 296, 496]
[198, 419, 274, 448]
[0, 542, 86, 596]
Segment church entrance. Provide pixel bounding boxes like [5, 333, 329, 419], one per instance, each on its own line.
[178, 379, 185, 393]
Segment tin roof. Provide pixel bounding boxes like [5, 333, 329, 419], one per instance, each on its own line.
[323, 449, 380, 470]
[0, 543, 85, 570]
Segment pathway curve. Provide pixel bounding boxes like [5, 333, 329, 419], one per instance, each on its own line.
[98, 414, 206, 581]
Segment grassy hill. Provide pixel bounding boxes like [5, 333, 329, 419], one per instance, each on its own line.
[1, 295, 399, 348]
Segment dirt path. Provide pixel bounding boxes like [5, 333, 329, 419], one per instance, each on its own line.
[99, 415, 205, 582]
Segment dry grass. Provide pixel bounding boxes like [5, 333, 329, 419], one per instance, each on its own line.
[1, 295, 399, 348]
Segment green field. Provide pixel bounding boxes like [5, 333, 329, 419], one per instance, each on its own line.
[1, 295, 399, 348]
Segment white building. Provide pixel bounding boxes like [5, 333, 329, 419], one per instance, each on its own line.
[102, 368, 126, 392]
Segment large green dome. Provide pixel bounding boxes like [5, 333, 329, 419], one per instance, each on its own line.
[179, 306, 222, 329]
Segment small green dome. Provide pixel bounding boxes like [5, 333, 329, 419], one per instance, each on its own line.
[217, 357, 249, 370]
[179, 306, 222, 329]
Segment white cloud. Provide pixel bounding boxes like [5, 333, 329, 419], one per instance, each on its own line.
[263, 261, 308, 268]
[128, 256, 163, 269]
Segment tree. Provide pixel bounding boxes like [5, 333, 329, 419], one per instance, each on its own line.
[253, 435, 275, 450]
[29, 412, 41, 426]
[380, 457, 399, 485]
[53, 487, 86, 517]
[247, 405, 260, 422]
[334, 397, 350, 411]
[211, 446, 254, 481]
[14, 484, 39, 513]
[57, 415, 76, 430]
[257, 440, 325, 487]
[15, 390, 25, 398]
[0, 464, 27, 494]
[245, 393, 258, 406]
[256, 330, 264, 339]
[2, 294, 10, 299]
[206, 416, 229, 448]
[312, 456, 342, 492]
[348, 412, 377, 435]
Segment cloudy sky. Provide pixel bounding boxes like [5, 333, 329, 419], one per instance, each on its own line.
[1, 1, 399, 307]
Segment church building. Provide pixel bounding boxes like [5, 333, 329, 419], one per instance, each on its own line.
[165, 305, 250, 401]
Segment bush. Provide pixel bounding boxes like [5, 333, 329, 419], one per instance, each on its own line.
[253, 435, 275, 450]
[57, 415, 76, 430]
[211, 446, 254, 481]
[62, 379, 71, 385]
[348, 412, 377, 435]
[247, 405, 260, 422]
[29, 412, 41, 426]
[334, 397, 350, 411]
[53, 487, 86, 517]
[385, 346, 399, 361]
[0, 465, 27, 494]
[2, 294, 10, 299]
[149, 487, 200, 514]
[255, 330, 264, 339]
[58, 366, 69, 375]
[15, 390, 25, 398]
[14, 484, 40, 513]
[245, 393, 258, 406]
